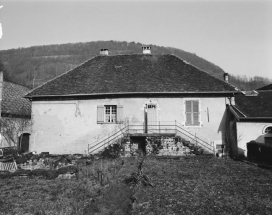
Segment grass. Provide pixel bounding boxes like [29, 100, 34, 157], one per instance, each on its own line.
[1, 156, 272, 215]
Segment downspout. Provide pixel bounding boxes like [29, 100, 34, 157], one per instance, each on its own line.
[144, 104, 148, 134]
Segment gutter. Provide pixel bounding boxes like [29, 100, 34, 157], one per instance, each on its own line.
[25, 91, 238, 99]
[230, 105, 246, 117]
[229, 105, 272, 122]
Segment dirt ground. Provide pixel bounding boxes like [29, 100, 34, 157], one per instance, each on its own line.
[1, 156, 272, 215]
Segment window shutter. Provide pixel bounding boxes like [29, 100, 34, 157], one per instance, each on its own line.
[192, 101, 199, 112]
[185, 100, 199, 126]
[185, 101, 192, 125]
[185, 101, 192, 113]
[186, 113, 192, 125]
[97, 105, 104, 123]
[192, 101, 199, 125]
[117, 105, 123, 123]
[193, 113, 199, 125]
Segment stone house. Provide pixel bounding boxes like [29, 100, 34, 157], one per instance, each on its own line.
[25, 47, 237, 154]
[226, 85, 272, 157]
[0, 72, 31, 151]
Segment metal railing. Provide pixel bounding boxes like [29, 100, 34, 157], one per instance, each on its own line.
[127, 121, 177, 134]
[88, 120, 215, 154]
[175, 121, 214, 153]
[88, 125, 129, 154]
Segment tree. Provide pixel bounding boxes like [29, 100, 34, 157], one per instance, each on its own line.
[0, 107, 31, 149]
[0, 59, 10, 80]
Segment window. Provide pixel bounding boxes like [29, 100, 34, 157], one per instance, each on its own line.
[97, 105, 123, 124]
[185, 100, 200, 126]
[264, 126, 272, 134]
[105, 105, 117, 123]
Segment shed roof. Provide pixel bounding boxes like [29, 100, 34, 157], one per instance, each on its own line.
[231, 90, 272, 118]
[26, 54, 236, 98]
[2, 81, 31, 118]
[257, 84, 272, 91]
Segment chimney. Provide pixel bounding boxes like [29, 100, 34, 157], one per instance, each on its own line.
[100, 49, 109, 56]
[142, 45, 151, 54]
[223, 73, 229, 82]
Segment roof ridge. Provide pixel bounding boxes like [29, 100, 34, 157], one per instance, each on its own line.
[169, 54, 239, 92]
[3, 79, 30, 90]
[24, 55, 101, 98]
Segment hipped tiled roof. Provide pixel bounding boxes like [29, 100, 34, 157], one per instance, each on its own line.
[26, 54, 236, 98]
[233, 91, 272, 118]
[257, 84, 272, 91]
[2, 81, 31, 117]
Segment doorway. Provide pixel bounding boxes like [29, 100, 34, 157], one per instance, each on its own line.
[19, 133, 30, 153]
[130, 136, 146, 154]
[146, 103, 157, 133]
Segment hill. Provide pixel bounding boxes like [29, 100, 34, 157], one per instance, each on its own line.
[0, 40, 271, 90]
[0, 41, 225, 88]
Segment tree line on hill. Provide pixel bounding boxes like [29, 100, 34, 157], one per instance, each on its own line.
[0, 40, 271, 90]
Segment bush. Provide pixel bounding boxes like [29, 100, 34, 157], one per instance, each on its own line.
[100, 143, 123, 159]
[247, 141, 272, 164]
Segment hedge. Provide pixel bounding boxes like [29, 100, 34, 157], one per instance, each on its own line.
[247, 141, 272, 164]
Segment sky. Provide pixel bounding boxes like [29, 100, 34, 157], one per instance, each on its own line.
[0, 0, 272, 79]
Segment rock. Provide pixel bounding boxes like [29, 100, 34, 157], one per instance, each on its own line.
[57, 165, 78, 175]
[57, 173, 76, 179]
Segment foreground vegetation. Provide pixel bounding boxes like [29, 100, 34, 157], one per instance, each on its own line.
[1, 155, 272, 215]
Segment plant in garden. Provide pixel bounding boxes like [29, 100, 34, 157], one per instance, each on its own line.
[124, 158, 154, 197]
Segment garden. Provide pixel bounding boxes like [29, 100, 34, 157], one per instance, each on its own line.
[1, 154, 272, 215]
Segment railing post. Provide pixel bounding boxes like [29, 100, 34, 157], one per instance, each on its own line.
[175, 120, 177, 134]
[195, 133, 198, 147]
[128, 120, 129, 134]
[213, 141, 215, 155]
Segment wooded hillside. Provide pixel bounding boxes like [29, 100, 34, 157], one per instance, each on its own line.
[0, 40, 270, 90]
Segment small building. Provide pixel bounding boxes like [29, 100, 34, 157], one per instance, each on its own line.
[227, 88, 272, 157]
[25, 47, 237, 154]
[0, 72, 31, 151]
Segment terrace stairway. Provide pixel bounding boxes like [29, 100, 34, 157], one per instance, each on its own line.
[87, 121, 215, 155]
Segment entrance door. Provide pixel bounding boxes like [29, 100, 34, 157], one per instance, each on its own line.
[147, 103, 157, 132]
[19, 133, 30, 153]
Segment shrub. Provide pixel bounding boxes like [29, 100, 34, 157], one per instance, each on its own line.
[100, 143, 123, 159]
[247, 141, 272, 164]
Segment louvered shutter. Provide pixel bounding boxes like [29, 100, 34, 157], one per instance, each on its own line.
[192, 101, 199, 125]
[185, 101, 192, 125]
[117, 105, 123, 123]
[97, 105, 104, 123]
[192, 101, 199, 112]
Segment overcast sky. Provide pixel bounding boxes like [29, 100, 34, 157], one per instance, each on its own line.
[0, 0, 272, 79]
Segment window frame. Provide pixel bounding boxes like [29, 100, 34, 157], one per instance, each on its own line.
[104, 105, 117, 123]
[97, 105, 123, 124]
[262, 125, 272, 134]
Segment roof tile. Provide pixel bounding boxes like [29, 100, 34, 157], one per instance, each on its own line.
[26, 54, 236, 97]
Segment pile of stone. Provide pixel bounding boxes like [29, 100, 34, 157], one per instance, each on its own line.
[122, 141, 139, 157]
[118, 136, 201, 157]
[0, 152, 94, 179]
[157, 137, 191, 156]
